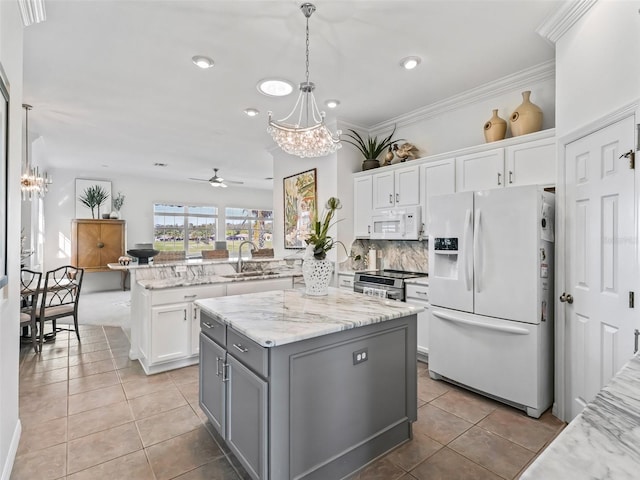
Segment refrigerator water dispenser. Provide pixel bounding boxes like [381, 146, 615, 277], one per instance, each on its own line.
[433, 237, 459, 279]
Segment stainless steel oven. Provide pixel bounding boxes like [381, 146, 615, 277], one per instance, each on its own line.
[353, 270, 428, 302]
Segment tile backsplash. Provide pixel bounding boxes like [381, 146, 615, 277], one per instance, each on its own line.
[345, 240, 428, 273]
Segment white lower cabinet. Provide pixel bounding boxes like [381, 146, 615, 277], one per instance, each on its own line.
[141, 284, 226, 374]
[405, 283, 430, 360]
[150, 303, 191, 364]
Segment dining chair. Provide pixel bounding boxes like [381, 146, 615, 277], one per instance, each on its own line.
[201, 249, 229, 259]
[36, 265, 84, 344]
[20, 269, 42, 353]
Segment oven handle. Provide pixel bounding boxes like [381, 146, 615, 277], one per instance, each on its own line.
[353, 283, 403, 301]
[432, 310, 530, 335]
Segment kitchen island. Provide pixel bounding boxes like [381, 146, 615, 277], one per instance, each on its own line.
[196, 288, 421, 480]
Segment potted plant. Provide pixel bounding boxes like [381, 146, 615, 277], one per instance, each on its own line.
[342, 126, 403, 171]
[303, 197, 345, 295]
[78, 185, 110, 219]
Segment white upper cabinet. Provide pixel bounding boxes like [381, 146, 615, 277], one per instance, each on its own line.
[372, 164, 420, 209]
[419, 158, 456, 234]
[354, 176, 373, 238]
[456, 148, 505, 192]
[505, 137, 556, 187]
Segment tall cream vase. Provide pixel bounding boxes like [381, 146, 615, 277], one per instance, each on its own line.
[510, 91, 543, 136]
[302, 245, 334, 296]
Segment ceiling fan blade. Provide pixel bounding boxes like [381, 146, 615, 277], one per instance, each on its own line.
[226, 180, 245, 185]
[188, 177, 210, 182]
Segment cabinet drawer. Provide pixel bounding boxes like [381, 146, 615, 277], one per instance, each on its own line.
[406, 284, 429, 302]
[227, 328, 268, 378]
[201, 311, 226, 346]
[337, 274, 354, 289]
[152, 284, 226, 306]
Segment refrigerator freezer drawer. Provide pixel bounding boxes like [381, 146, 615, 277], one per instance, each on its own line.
[429, 308, 553, 417]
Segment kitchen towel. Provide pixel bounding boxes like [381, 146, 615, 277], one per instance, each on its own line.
[363, 287, 387, 298]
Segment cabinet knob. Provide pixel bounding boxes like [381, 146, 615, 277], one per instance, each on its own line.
[97, 242, 105, 248]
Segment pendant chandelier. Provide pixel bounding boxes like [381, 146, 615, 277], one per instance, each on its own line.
[21, 104, 51, 200]
[267, 3, 341, 158]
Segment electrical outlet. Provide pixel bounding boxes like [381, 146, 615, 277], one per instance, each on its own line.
[353, 348, 368, 365]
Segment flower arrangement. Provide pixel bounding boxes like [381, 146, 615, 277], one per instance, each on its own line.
[306, 197, 343, 260]
[113, 192, 125, 211]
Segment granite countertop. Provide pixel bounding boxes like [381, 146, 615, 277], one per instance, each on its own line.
[195, 287, 422, 347]
[521, 354, 640, 479]
[137, 269, 302, 290]
[107, 257, 288, 270]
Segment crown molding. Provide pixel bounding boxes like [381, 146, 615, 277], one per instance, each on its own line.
[536, 0, 598, 45]
[368, 60, 555, 135]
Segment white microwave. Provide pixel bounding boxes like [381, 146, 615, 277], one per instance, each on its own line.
[371, 206, 422, 240]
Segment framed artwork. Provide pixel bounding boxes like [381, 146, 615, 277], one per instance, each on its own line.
[75, 178, 112, 219]
[283, 168, 317, 249]
[0, 64, 8, 289]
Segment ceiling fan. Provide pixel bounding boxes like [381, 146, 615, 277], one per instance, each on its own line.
[189, 168, 244, 188]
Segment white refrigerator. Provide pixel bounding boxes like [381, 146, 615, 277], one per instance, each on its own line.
[428, 185, 554, 418]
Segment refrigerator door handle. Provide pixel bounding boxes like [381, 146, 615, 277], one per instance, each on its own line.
[473, 209, 482, 293]
[432, 310, 530, 335]
[463, 208, 473, 291]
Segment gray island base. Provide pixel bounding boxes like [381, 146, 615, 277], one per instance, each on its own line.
[196, 288, 421, 480]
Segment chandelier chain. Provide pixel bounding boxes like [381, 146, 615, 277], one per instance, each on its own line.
[305, 14, 310, 85]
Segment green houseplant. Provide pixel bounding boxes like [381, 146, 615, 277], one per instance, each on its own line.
[341, 126, 403, 170]
[78, 185, 110, 219]
[306, 196, 342, 260]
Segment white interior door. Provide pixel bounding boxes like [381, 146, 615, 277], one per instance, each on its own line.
[564, 114, 637, 421]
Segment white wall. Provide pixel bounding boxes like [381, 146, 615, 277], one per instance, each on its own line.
[43, 167, 272, 292]
[371, 62, 555, 158]
[555, 1, 640, 135]
[0, 3, 24, 478]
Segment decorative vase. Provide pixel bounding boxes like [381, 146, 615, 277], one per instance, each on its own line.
[483, 109, 507, 143]
[510, 91, 543, 137]
[109, 210, 120, 219]
[301, 245, 333, 296]
[362, 159, 380, 171]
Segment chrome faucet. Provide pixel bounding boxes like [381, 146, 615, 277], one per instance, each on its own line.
[237, 241, 258, 272]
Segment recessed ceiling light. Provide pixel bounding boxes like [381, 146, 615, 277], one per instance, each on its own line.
[154, 162, 168, 167]
[400, 56, 421, 70]
[325, 99, 340, 109]
[192, 55, 214, 69]
[257, 78, 294, 97]
[244, 108, 260, 117]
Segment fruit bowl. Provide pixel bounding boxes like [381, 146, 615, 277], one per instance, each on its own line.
[126, 249, 160, 265]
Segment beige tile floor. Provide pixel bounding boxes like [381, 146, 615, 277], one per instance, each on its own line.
[12, 326, 565, 480]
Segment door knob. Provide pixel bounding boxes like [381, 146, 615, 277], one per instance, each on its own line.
[559, 293, 574, 304]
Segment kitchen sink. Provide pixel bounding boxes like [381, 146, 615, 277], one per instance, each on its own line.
[221, 271, 280, 279]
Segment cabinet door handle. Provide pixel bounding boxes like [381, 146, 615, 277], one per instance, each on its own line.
[415, 290, 428, 296]
[184, 294, 197, 299]
[233, 343, 249, 353]
[497, 172, 502, 185]
[203, 321, 214, 329]
[183, 309, 187, 321]
[222, 363, 230, 382]
[216, 356, 223, 376]
[367, 225, 370, 234]
[389, 193, 393, 204]
[509, 170, 514, 184]
[396, 193, 399, 203]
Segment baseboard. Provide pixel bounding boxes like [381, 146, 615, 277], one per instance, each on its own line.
[1, 420, 22, 480]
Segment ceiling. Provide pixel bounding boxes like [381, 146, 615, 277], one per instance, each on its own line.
[22, 0, 562, 190]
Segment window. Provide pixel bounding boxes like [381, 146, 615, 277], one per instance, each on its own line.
[225, 208, 273, 257]
[153, 204, 217, 255]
